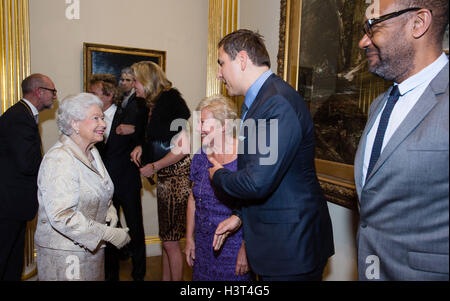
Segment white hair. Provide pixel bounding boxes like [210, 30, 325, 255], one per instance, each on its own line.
[57, 93, 103, 136]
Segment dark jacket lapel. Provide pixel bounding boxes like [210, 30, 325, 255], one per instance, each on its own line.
[19, 100, 38, 128]
[244, 74, 277, 121]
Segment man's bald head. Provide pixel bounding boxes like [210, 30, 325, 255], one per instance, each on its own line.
[21, 74, 51, 96]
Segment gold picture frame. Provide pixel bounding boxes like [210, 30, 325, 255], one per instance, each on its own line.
[278, 1, 448, 211]
[277, 0, 386, 210]
[83, 43, 166, 91]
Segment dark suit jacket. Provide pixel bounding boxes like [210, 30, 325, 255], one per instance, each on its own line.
[96, 98, 146, 197]
[120, 92, 148, 148]
[0, 100, 42, 221]
[212, 74, 334, 276]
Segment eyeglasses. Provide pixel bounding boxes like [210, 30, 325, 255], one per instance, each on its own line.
[363, 7, 428, 38]
[39, 87, 57, 96]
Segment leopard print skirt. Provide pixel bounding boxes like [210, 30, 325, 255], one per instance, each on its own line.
[156, 155, 192, 241]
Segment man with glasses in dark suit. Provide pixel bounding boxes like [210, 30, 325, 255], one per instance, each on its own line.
[117, 67, 148, 142]
[0, 73, 56, 280]
[355, 0, 448, 280]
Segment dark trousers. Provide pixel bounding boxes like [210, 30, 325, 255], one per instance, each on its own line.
[0, 219, 26, 280]
[259, 262, 326, 281]
[105, 190, 146, 281]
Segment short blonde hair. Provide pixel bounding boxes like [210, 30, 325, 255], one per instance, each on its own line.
[196, 95, 238, 137]
[131, 61, 172, 110]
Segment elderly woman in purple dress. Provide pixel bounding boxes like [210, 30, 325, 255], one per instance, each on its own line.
[184, 95, 253, 281]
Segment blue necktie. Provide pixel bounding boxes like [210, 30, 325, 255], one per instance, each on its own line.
[367, 85, 401, 177]
[240, 103, 248, 120]
[239, 103, 248, 131]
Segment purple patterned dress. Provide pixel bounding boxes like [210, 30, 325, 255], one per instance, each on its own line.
[190, 149, 252, 281]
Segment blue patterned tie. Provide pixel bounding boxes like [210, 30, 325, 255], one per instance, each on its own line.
[367, 85, 401, 177]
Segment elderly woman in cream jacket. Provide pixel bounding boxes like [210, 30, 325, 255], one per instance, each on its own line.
[35, 93, 130, 281]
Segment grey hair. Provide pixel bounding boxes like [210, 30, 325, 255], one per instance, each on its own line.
[57, 93, 103, 136]
[121, 67, 133, 75]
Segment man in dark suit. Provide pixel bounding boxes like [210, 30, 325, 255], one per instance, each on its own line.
[89, 74, 147, 281]
[355, 0, 448, 280]
[117, 67, 148, 144]
[0, 73, 56, 280]
[209, 29, 334, 281]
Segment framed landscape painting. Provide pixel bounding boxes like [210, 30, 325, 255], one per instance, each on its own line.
[278, 0, 394, 210]
[83, 43, 166, 90]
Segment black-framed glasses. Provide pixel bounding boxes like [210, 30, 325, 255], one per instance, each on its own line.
[39, 87, 57, 95]
[363, 7, 429, 37]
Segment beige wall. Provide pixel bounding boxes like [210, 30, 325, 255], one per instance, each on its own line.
[240, 0, 280, 73]
[29, 0, 209, 256]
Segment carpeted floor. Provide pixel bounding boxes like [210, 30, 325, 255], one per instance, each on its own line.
[118, 255, 193, 281]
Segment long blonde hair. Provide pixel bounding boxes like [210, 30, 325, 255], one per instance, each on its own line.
[131, 61, 172, 110]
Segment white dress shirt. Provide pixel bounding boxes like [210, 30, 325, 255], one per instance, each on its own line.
[22, 98, 39, 123]
[103, 104, 117, 142]
[362, 53, 449, 185]
[121, 88, 135, 109]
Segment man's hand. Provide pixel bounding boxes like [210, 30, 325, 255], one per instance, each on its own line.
[130, 145, 142, 167]
[207, 156, 224, 180]
[213, 215, 242, 251]
[116, 124, 135, 135]
[235, 241, 250, 276]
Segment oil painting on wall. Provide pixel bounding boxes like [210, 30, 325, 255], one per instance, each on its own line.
[279, 0, 448, 209]
[296, 0, 392, 165]
[278, 0, 392, 209]
[83, 43, 166, 91]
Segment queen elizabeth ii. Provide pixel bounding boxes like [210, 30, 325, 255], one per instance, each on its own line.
[35, 93, 130, 281]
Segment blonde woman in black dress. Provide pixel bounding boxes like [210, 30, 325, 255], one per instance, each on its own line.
[130, 61, 191, 281]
